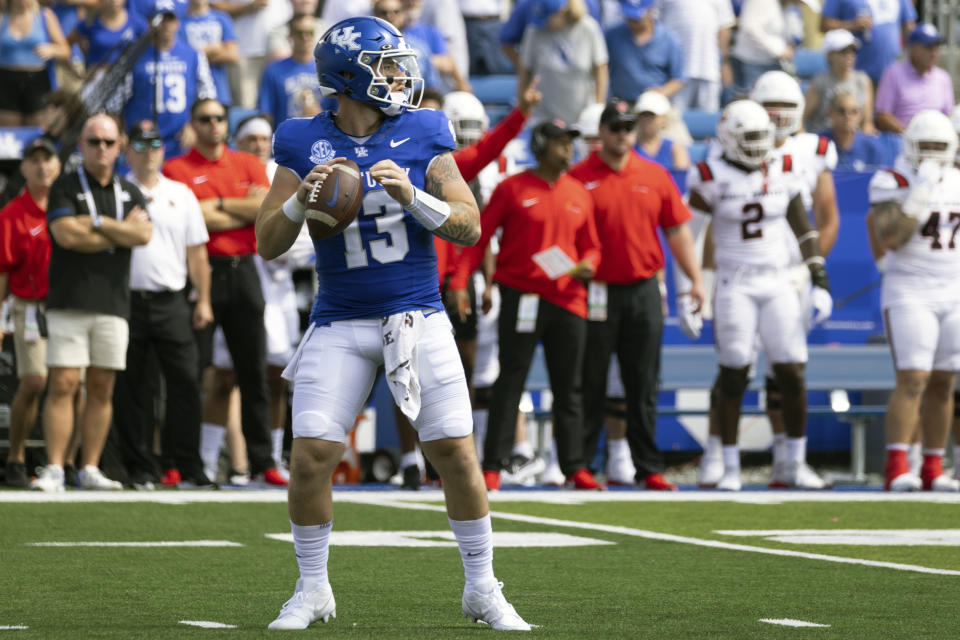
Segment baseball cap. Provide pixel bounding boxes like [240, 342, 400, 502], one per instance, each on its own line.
[23, 135, 57, 158]
[599, 99, 637, 127]
[128, 120, 162, 143]
[533, 119, 581, 141]
[619, 0, 655, 20]
[148, 0, 182, 20]
[822, 29, 859, 53]
[634, 91, 671, 116]
[908, 23, 943, 46]
[530, 0, 567, 27]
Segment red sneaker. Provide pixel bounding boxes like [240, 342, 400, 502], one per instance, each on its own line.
[567, 468, 606, 490]
[483, 470, 501, 491]
[161, 468, 181, 487]
[261, 467, 289, 486]
[884, 449, 919, 491]
[642, 473, 677, 491]
[920, 454, 960, 491]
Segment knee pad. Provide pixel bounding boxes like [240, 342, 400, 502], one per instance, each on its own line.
[709, 378, 721, 410]
[718, 366, 750, 399]
[765, 376, 782, 409]
[605, 398, 627, 420]
[773, 365, 805, 395]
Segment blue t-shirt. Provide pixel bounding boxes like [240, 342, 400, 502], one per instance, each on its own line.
[822, 130, 886, 172]
[180, 10, 236, 106]
[402, 30, 442, 91]
[605, 22, 685, 102]
[273, 109, 456, 324]
[822, 0, 916, 83]
[405, 21, 447, 55]
[257, 57, 321, 127]
[76, 13, 147, 65]
[499, 0, 601, 45]
[635, 138, 676, 171]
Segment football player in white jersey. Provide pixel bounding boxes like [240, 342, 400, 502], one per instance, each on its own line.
[685, 100, 832, 491]
[867, 109, 960, 492]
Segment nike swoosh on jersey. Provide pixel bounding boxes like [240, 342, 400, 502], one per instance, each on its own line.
[193, 176, 208, 184]
[324, 174, 340, 208]
[390, 138, 411, 148]
[522, 198, 539, 207]
[584, 181, 601, 190]
[29, 225, 43, 236]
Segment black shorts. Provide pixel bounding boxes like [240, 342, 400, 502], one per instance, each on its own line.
[442, 274, 478, 341]
[0, 67, 51, 115]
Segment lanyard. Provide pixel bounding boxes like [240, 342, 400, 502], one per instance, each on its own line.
[77, 165, 123, 225]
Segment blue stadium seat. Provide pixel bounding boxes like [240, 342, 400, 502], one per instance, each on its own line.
[687, 141, 709, 163]
[484, 104, 512, 126]
[470, 74, 516, 105]
[682, 109, 720, 140]
[794, 47, 827, 78]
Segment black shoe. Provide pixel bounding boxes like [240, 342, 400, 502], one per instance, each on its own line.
[4, 461, 28, 488]
[64, 464, 78, 488]
[180, 471, 217, 489]
[401, 464, 421, 490]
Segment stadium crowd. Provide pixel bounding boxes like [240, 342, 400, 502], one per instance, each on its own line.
[1, 0, 959, 497]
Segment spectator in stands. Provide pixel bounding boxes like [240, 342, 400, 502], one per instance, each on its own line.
[449, 120, 604, 491]
[372, 0, 448, 92]
[498, 0, 600, 70]
[112, 120, 213, 489]
[821, 89, 884, 171]
[321, 0, 369, 26]
[820, 0, 916, 86]
[0, 0, 70, 127]
[181, 0, 238, 107]
[803, 29, 875, 135]
[376, 0, 468, 92]
[605, 0, 685, 103]
[875, 23, 953, 135]
[267, 0, 322, 61]
[163, 97, 287, 486]
[570, 100, 704, 490]
[459, 0, 512, 75]
[30, 113, 152, 492]
[129, 0, 188, 22]
[729, 0, 814, 96]
[71, 0, 147, 69]
[657, 0, 735, 112]
[108, 1, 217, 157]
[409, 0, 469, 83]
[0, 136, 59, 488]
[257, 13, 322, 127]
[633, 90, 689, 171]
[518, 0, 608, 127]
[212, 0, 290, 109]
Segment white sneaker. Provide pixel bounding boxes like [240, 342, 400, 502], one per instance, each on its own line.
[888, 472, 922, 492]
[462, 581, 531, 631]
[538, 463, 565, 486]
[268, 578, 336, 630]
[78, 466, 122, 490]
[502, 456, 546, 487]
[698, 456, 724, 488]
[926, 474, 960, 492]
[768, 460, 791, 488]
[787, 462, 826, 490]
[29, 465, 65, 492]
[716, 468, 742, 491]
[605, 455, 637, 486]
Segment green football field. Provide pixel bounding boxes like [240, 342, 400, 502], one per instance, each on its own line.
[2, 489, 959, 639]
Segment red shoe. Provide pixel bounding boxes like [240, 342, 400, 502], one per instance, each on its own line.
[642, 473, 677, 491]
[261, 467, 289, 486]
[920, 454, 960, 491]
[885, 449, 919, 491]
[483, 470, 501, 491]
[161, 468, 181, 487]
[567, 468, 606, 490]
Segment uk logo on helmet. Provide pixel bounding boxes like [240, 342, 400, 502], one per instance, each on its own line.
[309, 139, 336, 165]
[327, 26, 361, 51]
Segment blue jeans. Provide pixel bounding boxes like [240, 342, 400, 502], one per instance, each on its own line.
[731, 57, 781, 97]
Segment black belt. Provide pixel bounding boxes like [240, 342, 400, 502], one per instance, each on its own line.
[132, 289, 177, 300]
[464, 14, 501, 21]
[209, 254, 253, 268]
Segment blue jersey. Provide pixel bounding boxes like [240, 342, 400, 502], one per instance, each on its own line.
[257, 57, 321, 127]
[273, 109, 457, 325]
[180, 10, 236, 106]
[76, 12, 147, 65]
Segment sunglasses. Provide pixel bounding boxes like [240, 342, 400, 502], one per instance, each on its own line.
[86, 138, 117, 148]
[835, 107, 860, 116]
[608, 122, 635, 133]
[131, 139, 164, 151]
[195, 114, 226, 124]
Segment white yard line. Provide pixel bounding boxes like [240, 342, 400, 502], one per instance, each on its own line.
[759, 618, 830, 628]
[0, 626, 28, 630]
[178, 621, 237, 629]
[25, 541, 243, 548]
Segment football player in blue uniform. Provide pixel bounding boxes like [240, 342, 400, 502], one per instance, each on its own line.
[255, 16, 531, 632]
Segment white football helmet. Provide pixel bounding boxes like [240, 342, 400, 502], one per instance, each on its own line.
[442, 91, 489, 146]
[716, 100, 774, 169]
[903, 109, 957, 168]
[750, 70, 804, 141]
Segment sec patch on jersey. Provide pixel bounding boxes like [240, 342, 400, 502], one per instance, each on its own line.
[306, 160, 364, 240]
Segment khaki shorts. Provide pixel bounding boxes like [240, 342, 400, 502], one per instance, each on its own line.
[12, 296, 47, 378]
[46, 309, 129, 370]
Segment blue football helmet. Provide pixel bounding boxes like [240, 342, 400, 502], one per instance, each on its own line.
[314, 16, 424, 116]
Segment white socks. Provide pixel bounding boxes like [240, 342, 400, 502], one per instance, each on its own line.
[704, 435, 722, 461]
[722, 445, 740, 471]
[772, 432, 786, 466]
[786, 436, 806, 464]
[200, 423, 226, 478]
[908, 442, 922, 476]
[271, 428, 284, 468]
[607, 437, 631, 461]
[449, 514, 496, 592]
[512, 439, 534, 460]
[400, 449, 423, 470]
[292, 520, 333, 587]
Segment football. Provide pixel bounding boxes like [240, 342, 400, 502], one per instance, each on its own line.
[305, 160, 364, 240]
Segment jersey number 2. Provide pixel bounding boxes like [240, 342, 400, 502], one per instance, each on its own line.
[741, 203, 764, 240]
[343, 190, 410, 268]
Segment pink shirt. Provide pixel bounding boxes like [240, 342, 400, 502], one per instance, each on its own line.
[875, 59, 954, 127]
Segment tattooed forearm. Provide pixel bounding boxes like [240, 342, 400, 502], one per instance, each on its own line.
[425, 152, 480, 246]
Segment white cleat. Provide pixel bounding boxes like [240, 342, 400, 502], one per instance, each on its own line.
[537, 463, 565, 487]
[926, 474, 960, 492]
[787, 462, 827, 490]
[29, 465, 65, 492]
[698, 456, 724, 488]
[462, 581, 531, 631]
[716, 469, 742, 491]
[767, 461, 791, 488]
[77, 465, 122, 490]
[605, 455, 637, 486]
[887, 472, 922, 492]
[268, 578, 336, 630]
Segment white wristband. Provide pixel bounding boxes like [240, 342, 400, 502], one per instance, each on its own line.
[658, 281, 667, 298]
[282, 193, 306, 224]
[405, 187, 451, 230]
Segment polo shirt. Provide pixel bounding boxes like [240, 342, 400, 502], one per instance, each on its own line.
[569, 151, 691, 284]
[0, 188, 50, 299]
[451, 171, 601, 318]
[163, 147, 269, 257]
[874, 59, 954, 127]
[822, 130, 887, 172]
[605, 22, 685, 102]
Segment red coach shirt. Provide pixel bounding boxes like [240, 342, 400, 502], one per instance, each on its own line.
[451, 171, 601, 318]
[569, 151, 690, 284]
[163, 147, 269, 257]
[0, 189, 50, 299]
